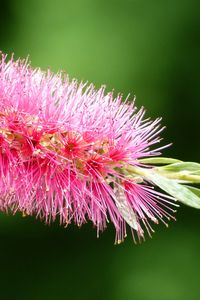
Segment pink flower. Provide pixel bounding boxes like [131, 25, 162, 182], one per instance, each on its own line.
[0, 53, 176, 243]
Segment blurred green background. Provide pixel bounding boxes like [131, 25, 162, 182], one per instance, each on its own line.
[0, 0, 200, 299]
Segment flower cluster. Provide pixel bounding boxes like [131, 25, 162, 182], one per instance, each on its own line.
[0, 53, 177, 243]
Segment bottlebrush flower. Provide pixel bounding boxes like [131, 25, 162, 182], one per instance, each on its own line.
[0, 53, 179, 243]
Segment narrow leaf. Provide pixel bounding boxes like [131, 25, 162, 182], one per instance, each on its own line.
[158, 162, 200, 173]
[145, 171, 200, 209]
[186, 186, 200, 198]
[114, 185, 138, 231]
[139, 157, 182, 165]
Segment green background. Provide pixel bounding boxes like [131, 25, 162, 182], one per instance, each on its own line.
[0, 0, 200, 299]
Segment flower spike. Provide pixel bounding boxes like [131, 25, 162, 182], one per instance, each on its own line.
[0, 53, 199, 244]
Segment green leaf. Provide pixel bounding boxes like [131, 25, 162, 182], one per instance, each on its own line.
[186, 186, 200, 198]
[139, 157, 182, 165]
[153, 162, 200, 183]
[158, 162, 200, 173]
[114, 185, 138, 231]
[145, 171, 200, 209]
[192, 171, 200, 175]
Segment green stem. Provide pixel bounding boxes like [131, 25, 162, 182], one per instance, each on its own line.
[154, 170, 200, 183]
[125, 165, 200, 184]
